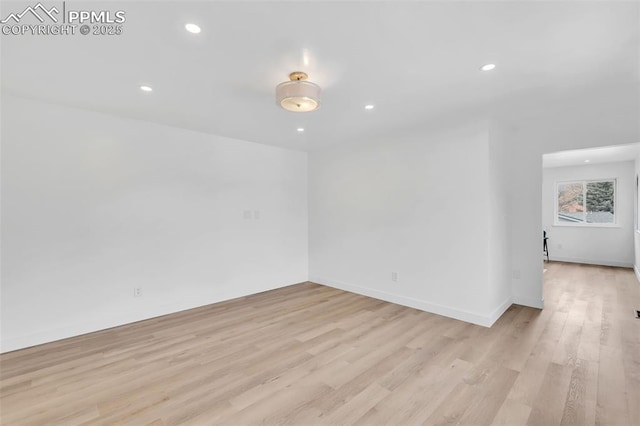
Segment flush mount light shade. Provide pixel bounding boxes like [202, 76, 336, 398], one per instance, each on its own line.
[276, 72, 321, 112]
[185, 23, 201, 34]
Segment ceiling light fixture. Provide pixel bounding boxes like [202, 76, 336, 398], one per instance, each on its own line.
[480, 64, 496, 71]
[139, 85, 153, 92]
[297, 128, 305, 132]
[365, 104, 375, 110]
[276, 72, 321, 112]
[584, 160, 590, 163]
[185, 23, 201, 34]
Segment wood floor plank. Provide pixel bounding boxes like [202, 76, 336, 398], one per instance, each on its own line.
[526, 362, 574, 426]
[559, 358, 589, 426]
[503, 309, 568, 406]
[493, 398, 533, 426]
[0, 262, 638, 425]
[596, 345, 631, 425]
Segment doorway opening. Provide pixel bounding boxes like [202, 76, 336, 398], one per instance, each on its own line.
[541, 143, 640, 275]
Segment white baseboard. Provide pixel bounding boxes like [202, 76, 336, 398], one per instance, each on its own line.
[634, 265, 640, 283]
[488, 296, 514, 326]
[0, 281, 301, 354]
[549, 256, 633, 268]
[512, 295, 544, 309]
[310, 276, 511, 328]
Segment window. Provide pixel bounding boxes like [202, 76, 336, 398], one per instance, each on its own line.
[555, 179, 616, 225]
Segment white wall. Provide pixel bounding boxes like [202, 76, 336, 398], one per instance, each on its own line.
[542, 161, 635, 267]
[634, 154, 640, 281]
[1, 95, 309, 353]
[495, 77, 640, 308]
[487, 127, 513, 318]
[308, 76, 639, 325]
[308, 120, 511, 326]
[2, 79, 638, 353]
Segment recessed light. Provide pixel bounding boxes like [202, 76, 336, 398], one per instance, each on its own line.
[364, 104, 375, 110]
[139, 85, 153, 92]
[585, 159, 590, 163]
[480, 63, 496, 71]
[297, 128, 305, 133]
[185, 23, 201, 34]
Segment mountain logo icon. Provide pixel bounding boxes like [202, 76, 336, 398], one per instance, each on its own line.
[1, 3, 59, 24]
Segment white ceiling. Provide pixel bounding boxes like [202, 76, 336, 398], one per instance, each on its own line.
[543, 143, 640, 168]
[2, 1, 639, 151]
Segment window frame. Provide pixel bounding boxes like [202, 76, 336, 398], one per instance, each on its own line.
[553, 178, 617, 227]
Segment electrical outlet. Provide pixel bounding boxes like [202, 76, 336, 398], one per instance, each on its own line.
[243, 210, 252, 220]
[391, 272, 399, 282]
[134, 287, 142, 297]
[253, 210, 260, 220]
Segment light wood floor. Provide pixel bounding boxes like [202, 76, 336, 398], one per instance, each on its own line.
[1, 262, 639, 425]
